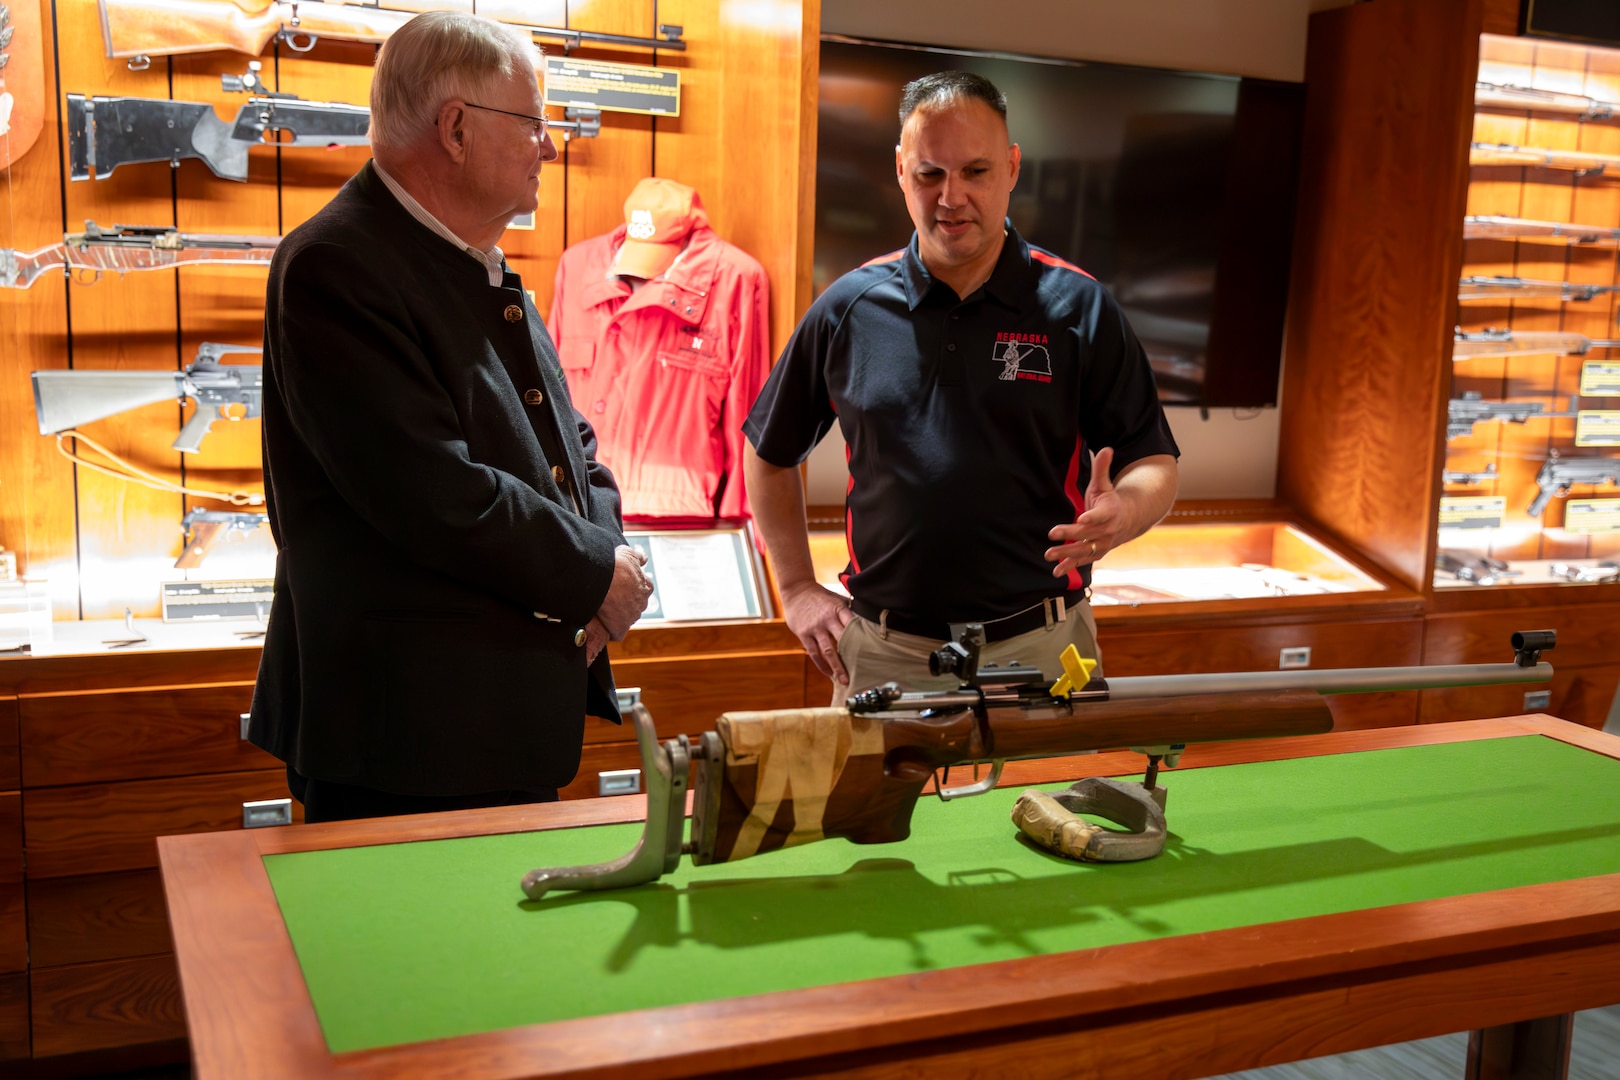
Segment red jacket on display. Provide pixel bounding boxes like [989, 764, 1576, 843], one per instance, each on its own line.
[550, 220, 770, 522]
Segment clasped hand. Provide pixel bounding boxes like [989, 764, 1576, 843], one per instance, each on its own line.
[585, 545, 654, 663]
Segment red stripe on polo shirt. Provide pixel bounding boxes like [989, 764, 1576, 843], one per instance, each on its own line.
[1062, 438, 1086, 592]
[860, 249, 906, 268]
[1030, 249, 1097, 280]
[843, 442, 861, 584]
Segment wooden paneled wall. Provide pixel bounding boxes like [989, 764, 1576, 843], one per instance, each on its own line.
[1277, 0, 1483, 591]
[0, 0, 818, 620]
[1457, 35, 1620, 564]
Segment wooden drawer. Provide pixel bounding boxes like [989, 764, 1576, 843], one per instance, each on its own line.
[589, 650, 807, 744]
[1423, 604, 1620, 668]
[29, 869, 172, 968]
[1419, 664, 1620, 729]
[0, 697, 17, 791]
[1101, 616, 1423, 677]
[31, 954, 183, 1058]
[0, 971, 26, 1061]
[0, 793, 22, 974]
[21, 682, 276, 787]
[559, 742, 653, 801]
[24, 768, 302, 879]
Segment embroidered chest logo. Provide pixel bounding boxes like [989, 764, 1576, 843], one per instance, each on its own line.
[992, 332, 1052, 383]
[627, 210, 657, 240]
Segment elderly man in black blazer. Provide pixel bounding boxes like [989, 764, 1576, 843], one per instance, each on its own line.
[248, 11, 652, 822]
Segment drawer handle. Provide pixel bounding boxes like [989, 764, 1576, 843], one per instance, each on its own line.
[242, 798, 292, 828]
[598, 769, 642, 797]
[240, 712, 252, 740]
[1524, 690, 1552, 712]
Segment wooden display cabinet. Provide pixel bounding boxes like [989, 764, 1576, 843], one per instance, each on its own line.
[1442, 33, 1620, 591]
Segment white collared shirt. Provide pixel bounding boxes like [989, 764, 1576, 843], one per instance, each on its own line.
[374, 161, 506, 287]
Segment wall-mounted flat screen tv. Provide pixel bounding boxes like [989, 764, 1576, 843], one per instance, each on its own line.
[815, 38, 1305, 408]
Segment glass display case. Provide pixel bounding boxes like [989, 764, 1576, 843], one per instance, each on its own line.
[1444, 33, 1620, 590]
[808, 511, 1391, 610]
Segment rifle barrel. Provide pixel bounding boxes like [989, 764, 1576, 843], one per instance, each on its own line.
[1106, 661, 1551, 698]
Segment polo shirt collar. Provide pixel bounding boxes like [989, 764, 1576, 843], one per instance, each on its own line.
[899, 220, 1037, 313]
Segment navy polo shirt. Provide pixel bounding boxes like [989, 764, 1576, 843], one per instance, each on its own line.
[745, 225, 1179, 624]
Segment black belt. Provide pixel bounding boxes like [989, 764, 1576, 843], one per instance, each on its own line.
[849, 594, 1084, 644]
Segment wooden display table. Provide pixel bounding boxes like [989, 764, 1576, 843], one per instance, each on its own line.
[160, 716, 1620, 1079]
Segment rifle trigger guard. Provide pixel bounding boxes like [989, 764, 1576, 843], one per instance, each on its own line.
[279, 28, 318, 52]
[520, 691, 687, 899]
[934, 759, 1004, 801]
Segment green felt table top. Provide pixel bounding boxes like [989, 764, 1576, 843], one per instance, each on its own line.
[263, 734, 1620, 1054]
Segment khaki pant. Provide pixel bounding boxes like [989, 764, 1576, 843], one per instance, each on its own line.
[830, 601, 1102, 707]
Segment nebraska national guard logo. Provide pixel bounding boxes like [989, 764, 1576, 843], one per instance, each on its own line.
[992, 332, 1053, 383]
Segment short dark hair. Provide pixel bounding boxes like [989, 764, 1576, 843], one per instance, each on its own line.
[898, 71, 1008, 130]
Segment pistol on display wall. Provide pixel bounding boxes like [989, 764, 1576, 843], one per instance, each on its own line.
[32, 343, 262, 452]
[1528, 454, 1620, 517]
[176, 509, 269, 569]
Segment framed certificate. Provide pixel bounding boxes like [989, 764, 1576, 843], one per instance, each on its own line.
[624, 523, 770, 624]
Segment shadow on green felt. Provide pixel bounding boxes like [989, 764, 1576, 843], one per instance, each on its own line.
[519, 818, 1620, 969]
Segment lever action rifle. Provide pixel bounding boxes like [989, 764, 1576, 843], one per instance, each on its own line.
[1475, 80, 1620, 121]
[1454, 328, 1620, 360]
[32, 342, 262, 453]
[1471, 141, 1620, 174]
[522, 628, 1559, 898]
[1458, 275, 1620, 302]
[1463, 216, 1620, 243]
[1528, 453, 1620, 516]
[0, 222, 279, 289]
[97, 0, 686, 61]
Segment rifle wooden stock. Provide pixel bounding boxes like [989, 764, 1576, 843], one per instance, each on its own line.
[694, 691, 1333, 865]
[100, 0, 413, 58]
[99, 0, 667, 61]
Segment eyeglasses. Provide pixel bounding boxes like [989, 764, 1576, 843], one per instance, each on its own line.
[463, 101, 549, 138]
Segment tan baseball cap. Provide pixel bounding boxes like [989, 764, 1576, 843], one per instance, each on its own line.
[611, 177, 707, 280]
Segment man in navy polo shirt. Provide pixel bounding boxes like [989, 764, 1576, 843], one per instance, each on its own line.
[744, 71, 1180, 702]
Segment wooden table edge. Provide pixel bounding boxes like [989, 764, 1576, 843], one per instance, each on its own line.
[161, 715, 1620, 1079]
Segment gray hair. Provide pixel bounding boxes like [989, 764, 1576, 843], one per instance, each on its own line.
[370, 11, 539, 152]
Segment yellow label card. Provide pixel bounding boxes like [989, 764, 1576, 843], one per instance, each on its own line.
[1580, 360, 1620, 396]
[1563, 498, 1620, 533]
[1575, 411, 1620, 447]
[1439, 496, 1505, 530]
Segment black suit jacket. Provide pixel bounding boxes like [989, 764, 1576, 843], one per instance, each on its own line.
[249, 163, 625, 796]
